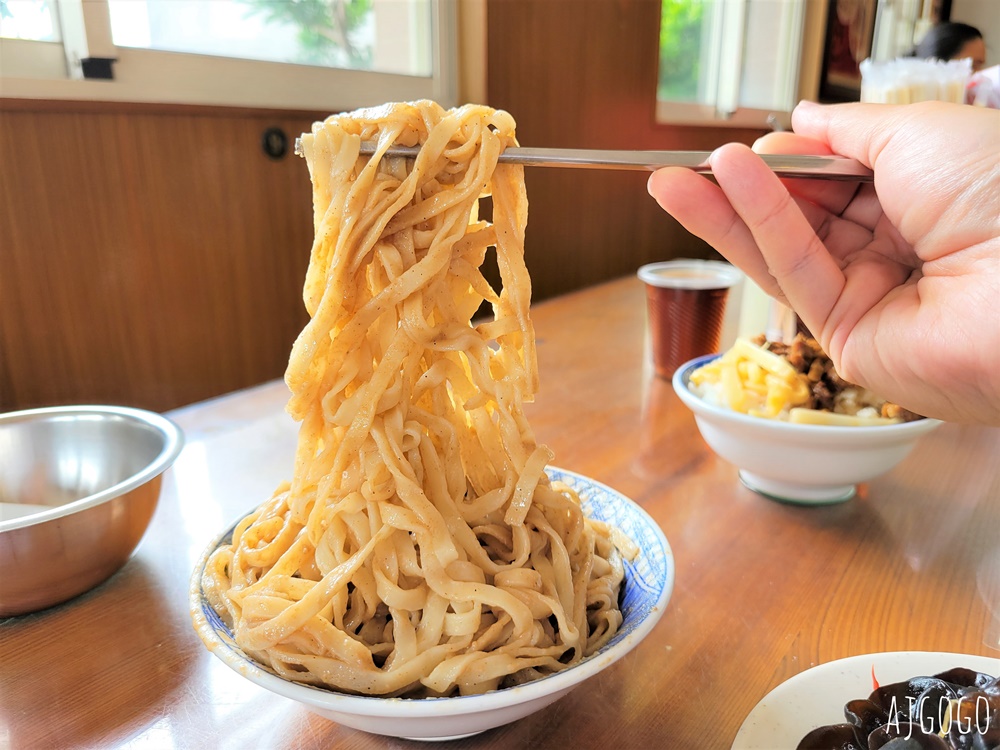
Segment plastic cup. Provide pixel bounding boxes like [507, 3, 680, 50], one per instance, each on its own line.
[638, 260, 743, 379]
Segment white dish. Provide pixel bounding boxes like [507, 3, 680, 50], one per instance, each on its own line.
[191, 467, 674, 741]
[673, 355, 943, 505]
[732, 651, 1000, 749]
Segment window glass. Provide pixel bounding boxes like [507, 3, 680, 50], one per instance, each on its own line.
[657, 0, 805, 125]
[0, 0, 455, 112]
[107, 0, 431, 76]
[658, 0, 712, 105]
[0, 0, 61, 41]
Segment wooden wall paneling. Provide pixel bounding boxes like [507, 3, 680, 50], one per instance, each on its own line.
[0, 104, 319, 412]
[485, 0, 769, 302]
[1, 0, 775, 412]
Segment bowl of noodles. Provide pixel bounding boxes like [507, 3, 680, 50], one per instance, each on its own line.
[191, 467, 673, 741]
[190, 101, 673, 740]
[673, 337, 942, 504]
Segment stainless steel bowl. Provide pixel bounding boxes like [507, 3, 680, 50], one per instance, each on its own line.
[0, 405, 184, 616]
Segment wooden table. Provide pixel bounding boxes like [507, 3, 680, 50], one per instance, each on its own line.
[3, 276, 998, 748]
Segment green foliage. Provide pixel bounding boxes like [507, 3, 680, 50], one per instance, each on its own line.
[240, 0, 373, 68]
[658, 0, 704, 102]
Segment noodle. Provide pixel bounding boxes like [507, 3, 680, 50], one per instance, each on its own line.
[203, 101, 628, 697]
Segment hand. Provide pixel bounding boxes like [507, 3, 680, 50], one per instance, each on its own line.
[647, 101, 1000, 425]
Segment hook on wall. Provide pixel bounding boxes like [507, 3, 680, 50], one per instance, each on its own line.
[262, 127, 289, 160]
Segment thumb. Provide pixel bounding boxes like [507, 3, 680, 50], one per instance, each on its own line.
[789, 101, 903, 170]
[790, 100, 991, 173]
[791, 101, 999, 247]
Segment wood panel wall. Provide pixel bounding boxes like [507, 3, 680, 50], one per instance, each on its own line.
[0, 102, 318, 412]
[1, 0, 769, 413]
[485, 0, 767, 301]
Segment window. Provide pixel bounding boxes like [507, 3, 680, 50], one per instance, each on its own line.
[107, 0, 431, 77]
[656, 0, 816, 127]
[0, 0, 65, 78]
[0, 0, 61, 42]
[0, 0, 456, 111]
[870, 0, 934, 62]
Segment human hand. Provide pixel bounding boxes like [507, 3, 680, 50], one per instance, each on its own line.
[647, 101, 1000, 425]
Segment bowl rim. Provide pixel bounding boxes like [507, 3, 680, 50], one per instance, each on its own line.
[0, 404, 185, 533]
[190, 466, 674, 718]
[671, 354, 943, 438]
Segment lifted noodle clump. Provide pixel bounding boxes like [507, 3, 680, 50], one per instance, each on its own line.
[203, 101, 628, 697]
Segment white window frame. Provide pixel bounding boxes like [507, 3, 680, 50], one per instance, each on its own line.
[655, 0, 823, 130]
[0, 0, 458, 111]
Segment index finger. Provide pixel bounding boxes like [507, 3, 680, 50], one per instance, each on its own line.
[753, 131, 862, 216]
[709, 142, 846, 346]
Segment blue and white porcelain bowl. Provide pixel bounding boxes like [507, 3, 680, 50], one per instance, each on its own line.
[190, 467, 674, 741]
[673, 354, 943, 505]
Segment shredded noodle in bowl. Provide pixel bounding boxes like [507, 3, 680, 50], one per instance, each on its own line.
[688, 335, 924, 426]
[201, 101, 633, 699]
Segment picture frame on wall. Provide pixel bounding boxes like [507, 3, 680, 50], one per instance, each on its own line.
[819, 0, 879, 102]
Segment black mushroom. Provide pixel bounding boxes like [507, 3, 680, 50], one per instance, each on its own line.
[796, 669, 999, 750]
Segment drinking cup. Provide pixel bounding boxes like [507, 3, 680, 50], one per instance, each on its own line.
[638, 259, 743, 379]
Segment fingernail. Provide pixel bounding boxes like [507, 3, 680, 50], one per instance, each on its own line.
[646, 170, 660, 196]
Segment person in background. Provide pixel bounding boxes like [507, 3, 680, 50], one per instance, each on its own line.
[646, 100, 1000, 426]
[913, 21, 986, 71]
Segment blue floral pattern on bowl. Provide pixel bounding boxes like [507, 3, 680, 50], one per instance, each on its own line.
[547, 467, 672, 648]
[192, 467, 674, 708]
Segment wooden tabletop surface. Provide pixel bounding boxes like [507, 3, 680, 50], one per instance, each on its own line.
[3, 275, 998, 749]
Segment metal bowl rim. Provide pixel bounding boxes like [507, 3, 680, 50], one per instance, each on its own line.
[0, 404, 184, 533]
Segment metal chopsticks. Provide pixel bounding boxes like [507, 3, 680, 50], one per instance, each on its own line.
[355, 142, 874, 182]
